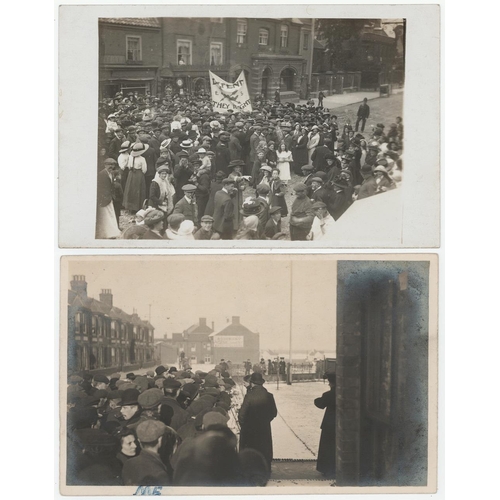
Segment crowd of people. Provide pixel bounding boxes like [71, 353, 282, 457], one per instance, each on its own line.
[66, 360, 278, 487]
[96, 91, 403, 241]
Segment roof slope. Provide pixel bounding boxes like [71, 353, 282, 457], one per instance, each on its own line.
[100, 18, 161, 28]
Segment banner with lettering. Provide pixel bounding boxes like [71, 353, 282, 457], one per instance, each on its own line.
[209, 71, 253, 113]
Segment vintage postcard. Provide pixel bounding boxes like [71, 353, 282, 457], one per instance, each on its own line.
[58, 4, 440, 248]
[59, 254, 438, 495]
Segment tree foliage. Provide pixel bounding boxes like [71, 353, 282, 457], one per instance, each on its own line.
[316, 19, 372, 70]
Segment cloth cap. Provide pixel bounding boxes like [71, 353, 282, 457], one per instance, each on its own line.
[312, 201, 327, 209]
[269, 206, 281, 215]
[204, 374, 219, 388]
[311, 177, 323, 183]
[182, 184, 197, 192]
[203, 412, 228, 429]
[293, 183, 308, 192]
[138, 388, 164, 409]
[103, 158, 118, 166]
[163, 378, 182, 390]
[136, 419, 167, 443]
[144, 210, 166, 227]
[93, 374, 110, 384]
[200, 215, 214, 222]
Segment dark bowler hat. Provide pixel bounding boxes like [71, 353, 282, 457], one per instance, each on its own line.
[249, 372, 265, 385]
[118, 388, 140, 406]
[126, 373, 136, 380]
[155, 366, 167, 377]
[228, 159, 246, 168]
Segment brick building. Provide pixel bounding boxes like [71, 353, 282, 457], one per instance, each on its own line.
[67, 276, 155, 373]
[99, 18, 162, 98]
[210, 316, 260, 365]
[99, 17, 312, 101]
[170, 317, 215, 365]
[335, 261, 429, 486]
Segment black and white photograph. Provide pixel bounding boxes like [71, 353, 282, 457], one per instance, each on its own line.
[60, 254, 438, 495]
[58, 5, 440, 248]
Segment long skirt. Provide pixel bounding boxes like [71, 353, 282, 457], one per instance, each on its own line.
[316, 425, 336, 477]
[278, 162, 291, 181]
[123, 169, 146, 212]
[96, 201, 120, 239]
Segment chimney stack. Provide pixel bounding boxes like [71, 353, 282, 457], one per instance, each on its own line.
[199, 317, 207, 327]
[232, 316, 240, 325]
[70, 275, 87, 298]
[211, 321, 215, 331]
[99, 289, 113, 307]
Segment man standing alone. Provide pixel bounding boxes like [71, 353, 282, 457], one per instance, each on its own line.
[355, 98, 370, 132]
[238, 372, 277, 472]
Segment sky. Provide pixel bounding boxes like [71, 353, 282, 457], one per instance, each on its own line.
[64, 255, 337, 353]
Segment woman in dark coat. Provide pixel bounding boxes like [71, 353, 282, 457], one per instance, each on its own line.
[293, 127, 309, 174]
[314, 373, 336, 478]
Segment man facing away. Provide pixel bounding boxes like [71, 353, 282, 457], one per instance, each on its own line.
[238, 372, 277, 472]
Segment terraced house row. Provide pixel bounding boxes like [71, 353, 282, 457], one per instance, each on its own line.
[67, 276, 155, 373]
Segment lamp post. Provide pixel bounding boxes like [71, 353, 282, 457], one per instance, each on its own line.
[287, 261, 293, 385]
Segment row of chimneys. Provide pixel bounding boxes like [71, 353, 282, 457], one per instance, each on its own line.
[71, 276, 114, 307]
[72, 277, 241, 327]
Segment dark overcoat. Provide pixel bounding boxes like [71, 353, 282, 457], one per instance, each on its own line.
[238, 385, 277, 470]
[314, 389, 336, 477]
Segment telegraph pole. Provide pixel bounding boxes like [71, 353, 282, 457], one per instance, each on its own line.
[287, 262, 293, 385]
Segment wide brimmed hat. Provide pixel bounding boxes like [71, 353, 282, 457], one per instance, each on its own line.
[240, 198, 262, 215]
[130, 142, 150, 157]
[119, 141, 131, 153]
[180, 139, 193, 148]
[259, 165, 272, 173]
[160, 139, 171, 150]
[177, 220, 195, 237]
[228, 159, 246, 168]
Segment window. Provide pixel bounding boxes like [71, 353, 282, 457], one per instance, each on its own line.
[210, 42, 223, 65]
[303, 33, 310, 50]
[280, 25, 288, 48]
[177, 39, 192, 65]
[259, 28, 269, 46]
[237, 19, 247, 44]
[126, 36, 142, 61]
[191, 346, 196, 352]
[204, 356, 212, 363]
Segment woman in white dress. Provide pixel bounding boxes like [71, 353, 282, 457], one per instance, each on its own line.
[276, 142, 293, 182]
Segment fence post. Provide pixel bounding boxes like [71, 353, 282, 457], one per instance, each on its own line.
[286, 362, 292, 385]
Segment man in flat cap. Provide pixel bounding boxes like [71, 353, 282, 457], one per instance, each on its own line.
[194, 215, 218, 240]
[173, 184, 198, 225]
[308, 201, 336, 241]
[238, 372, 277, 472]
[122, 420, 171, 486]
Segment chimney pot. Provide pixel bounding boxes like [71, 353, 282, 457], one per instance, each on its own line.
[232, 316, 240, 325]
